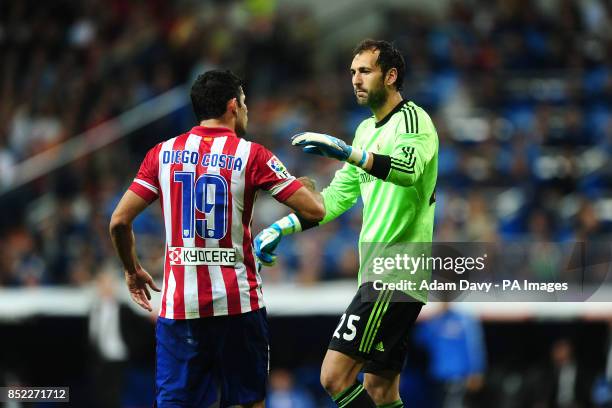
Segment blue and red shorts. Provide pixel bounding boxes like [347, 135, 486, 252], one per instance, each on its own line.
[155, 308, 269, 407]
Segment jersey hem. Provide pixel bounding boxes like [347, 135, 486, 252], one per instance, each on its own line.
[159, 304, 266, 319]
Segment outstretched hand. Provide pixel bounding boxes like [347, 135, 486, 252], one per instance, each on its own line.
[291, 132, 368, 167]
[125, 267, 161, 312]
[291, 132, 353, 162]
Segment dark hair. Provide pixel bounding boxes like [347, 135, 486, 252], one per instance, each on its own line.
[190, 70, 243, 121]
[353, 39, 405, 91]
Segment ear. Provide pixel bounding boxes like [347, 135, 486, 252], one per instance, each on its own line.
[227, 98, 238, 115]
[385, 68, 398, 87]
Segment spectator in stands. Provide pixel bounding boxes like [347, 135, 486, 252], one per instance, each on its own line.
[531, 338, 594, 408]
[0, 0, 610, 286]
[89, 266, 155, 408]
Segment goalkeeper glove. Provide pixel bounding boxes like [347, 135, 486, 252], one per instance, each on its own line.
[254, 214, 302, 266]
[291, 132, 369, 169]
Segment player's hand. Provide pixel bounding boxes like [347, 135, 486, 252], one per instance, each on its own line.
[253, 224, 282, 266]
[291, 132, 368, 167]
[292, 132, 352, 161]
[125, 267, 161, 312]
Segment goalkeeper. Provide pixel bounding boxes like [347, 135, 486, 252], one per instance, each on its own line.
[255, 39, 438, 408]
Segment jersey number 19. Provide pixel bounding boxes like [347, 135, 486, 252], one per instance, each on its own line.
[174, 171, 228, 240]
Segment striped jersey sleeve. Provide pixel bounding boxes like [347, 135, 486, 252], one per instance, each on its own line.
[249, 143, 302, 202]
[129, 143, 161, 203]
[386, 104, 437, 187]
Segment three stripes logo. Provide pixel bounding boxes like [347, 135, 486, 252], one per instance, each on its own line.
[359, 289, 393, 354]
[391, 146, 416, 174]
[391, 102, 420, 175]
[402, 102, 419, 134]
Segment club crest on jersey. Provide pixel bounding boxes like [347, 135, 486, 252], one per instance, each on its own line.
[267, 156, 290, 179]
[169, 247, 182, 264]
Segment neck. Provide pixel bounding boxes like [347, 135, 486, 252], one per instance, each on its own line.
[199, 118, 235, 131]
[372, 91, 403, 122]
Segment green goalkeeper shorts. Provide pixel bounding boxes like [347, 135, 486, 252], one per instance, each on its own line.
[328, 281, 423, 373]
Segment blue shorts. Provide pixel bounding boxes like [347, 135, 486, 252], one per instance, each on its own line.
[155, 308, 269, 408]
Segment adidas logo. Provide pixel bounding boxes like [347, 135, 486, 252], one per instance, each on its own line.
[375, 341, 385, 352]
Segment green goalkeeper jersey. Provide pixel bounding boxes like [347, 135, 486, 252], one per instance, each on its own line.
[320, 100, 438, 303]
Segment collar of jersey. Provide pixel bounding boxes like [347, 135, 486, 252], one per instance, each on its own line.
[190, 126, 236, 137]
[375, 99, 409, 128]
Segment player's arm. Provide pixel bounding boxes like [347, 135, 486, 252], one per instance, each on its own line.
[283, 184, 325, 222]
[375, 131, 437, 187]
[249, 145, 327, 265]
[110, 191, 149, 277]
[109, 190, 161, 312]
[109, 145, 162, 312]
[291, 128, 436, 187]
[248, 144, 325, 222]
[254, 163, 361, 266]
[253, 176, 325, 266]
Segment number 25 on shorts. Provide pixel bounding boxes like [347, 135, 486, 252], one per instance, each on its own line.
[333, 314, 361, 341]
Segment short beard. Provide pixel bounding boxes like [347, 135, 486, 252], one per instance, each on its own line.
[235, 117, 247, 136]
[236, 123, 246, 136]
[360, 86, 387, 110]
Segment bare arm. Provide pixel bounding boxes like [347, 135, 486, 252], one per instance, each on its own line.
[253, 179, 324, 266]
[109, 190, 160, 311]
[297, 176, 317, 192]
[283, 182, 325, 222]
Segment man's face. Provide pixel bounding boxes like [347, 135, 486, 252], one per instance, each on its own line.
[235, 89, 248, 136]
[351, 49, 388, 109]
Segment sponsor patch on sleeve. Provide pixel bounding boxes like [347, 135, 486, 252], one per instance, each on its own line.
[266, 156, 291, 179]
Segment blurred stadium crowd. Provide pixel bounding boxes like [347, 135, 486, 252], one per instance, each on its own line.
[1, 0, 612, 407]
[1, 0, 611, 287]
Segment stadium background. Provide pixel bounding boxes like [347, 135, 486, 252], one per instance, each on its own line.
[0, 0, 611, 406]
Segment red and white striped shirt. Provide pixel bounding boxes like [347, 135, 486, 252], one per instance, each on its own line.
[129, 126, 301, 319]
